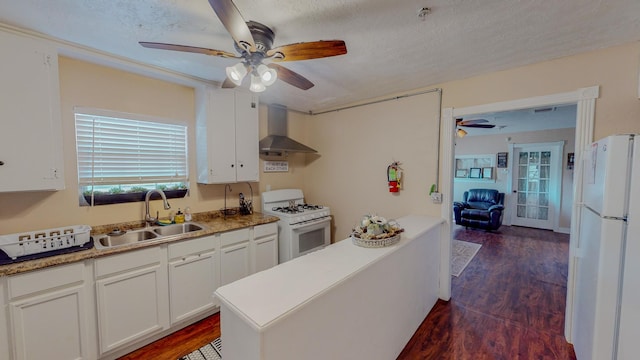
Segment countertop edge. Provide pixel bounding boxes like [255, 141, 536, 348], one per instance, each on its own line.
[214, 214, 445, 330]
[0, 212, 279, 277]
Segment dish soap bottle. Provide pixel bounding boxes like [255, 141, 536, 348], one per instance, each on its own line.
[184, 207, 192, 222]
[175, 208, 185, 223]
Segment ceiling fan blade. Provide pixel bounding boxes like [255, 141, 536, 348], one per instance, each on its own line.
[208, 0, 255, 52]
[457, 118, 489, 126]
[139, 42, 239, 58]
[267, 63, 314, 90]
[221, 77, 238, 88]
[462, 124, 496, 128]
[266, 40, 347, 62]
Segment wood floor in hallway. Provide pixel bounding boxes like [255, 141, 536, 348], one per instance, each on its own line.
[397, 225, 576, 359]
[120, 225, 576, 360]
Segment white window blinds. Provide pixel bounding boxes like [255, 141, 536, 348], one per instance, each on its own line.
[75, 110, 188, 187]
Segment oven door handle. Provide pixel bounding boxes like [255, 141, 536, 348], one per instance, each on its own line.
[290, 217, 331, 230]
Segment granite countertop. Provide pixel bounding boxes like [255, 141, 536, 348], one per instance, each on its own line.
[0, 211, 279, 277]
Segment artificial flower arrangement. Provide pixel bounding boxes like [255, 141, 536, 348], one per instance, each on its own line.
[352, 214, 404, 240]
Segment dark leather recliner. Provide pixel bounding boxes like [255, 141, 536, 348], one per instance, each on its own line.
[453, 189, 505, 231]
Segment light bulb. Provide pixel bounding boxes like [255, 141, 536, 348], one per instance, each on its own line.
[250, 74, 266, 92]
[225, 63, 247, 86]
[257, 64, 277, 86]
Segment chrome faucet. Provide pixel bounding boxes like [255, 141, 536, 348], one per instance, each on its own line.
[145, 189, 171, 226]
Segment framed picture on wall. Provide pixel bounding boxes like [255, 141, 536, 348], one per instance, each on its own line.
[482, 167, 493, 179]
[455, 169, 468, 178]
[497, 152, 508, 168]
[469, 167, 482, 178]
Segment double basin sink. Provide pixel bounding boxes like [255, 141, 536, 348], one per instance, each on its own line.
[94, 223, 206, 249]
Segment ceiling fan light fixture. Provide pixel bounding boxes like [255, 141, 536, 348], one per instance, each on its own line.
[257, 64, 277, 86]
[226, 62, 247, 86]
[457, 128, 468, 138]
[250, 74, 267, 92]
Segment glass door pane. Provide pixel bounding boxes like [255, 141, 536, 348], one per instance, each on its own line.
[515, 151, 549, 221]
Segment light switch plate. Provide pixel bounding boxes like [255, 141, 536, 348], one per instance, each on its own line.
[430, 192, 442, 204]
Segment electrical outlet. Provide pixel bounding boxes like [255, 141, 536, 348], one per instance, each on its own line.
[431, 192, 442, 204]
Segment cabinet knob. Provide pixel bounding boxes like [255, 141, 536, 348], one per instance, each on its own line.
[231, 164, 234, 168]
[240, 164, 244, 168]
[0, 161, 4, 166]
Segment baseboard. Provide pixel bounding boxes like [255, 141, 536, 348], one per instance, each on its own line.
[557, 227, 571, 234]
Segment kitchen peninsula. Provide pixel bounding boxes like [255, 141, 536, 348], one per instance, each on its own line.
[215, 214, 444, 360]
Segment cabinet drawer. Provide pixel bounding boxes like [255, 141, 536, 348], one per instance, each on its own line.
[95, 246, 162, 278]
[168, 235, 217, 260]
[7, 262, 85, 299]
[220, 228, 250, 247]
[254, 222, 277, 238]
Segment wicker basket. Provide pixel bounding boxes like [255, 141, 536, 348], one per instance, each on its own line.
[351, 233, 401, 248]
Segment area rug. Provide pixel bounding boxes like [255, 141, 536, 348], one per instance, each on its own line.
[179, 337, 222, 360]
[451, 240, 482, 277]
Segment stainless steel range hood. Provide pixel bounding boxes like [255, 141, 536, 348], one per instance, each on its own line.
[259, 104, 317, 155]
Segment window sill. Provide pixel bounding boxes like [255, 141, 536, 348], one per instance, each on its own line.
[82, 189, 188, 206]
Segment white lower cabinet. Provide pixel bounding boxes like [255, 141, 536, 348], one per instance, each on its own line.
[5, 262, 94, 360]
[95, 246, 169, 356]
[219, 228, 251, 286]
[0, 279, 9, 360]
[168, 235, 219, 325]
[0, 222, 278, 359]
[252, 223, 278, 273]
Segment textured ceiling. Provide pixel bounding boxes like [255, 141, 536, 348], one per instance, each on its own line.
[0, 0, 639, 113]
[460, 104, 577, 136]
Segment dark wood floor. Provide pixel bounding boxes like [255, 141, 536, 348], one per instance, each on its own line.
[397, 225, 576, 359]
[120, 225, 576, 360]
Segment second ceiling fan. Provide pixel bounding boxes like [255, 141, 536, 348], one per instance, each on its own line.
[139, 0, 348, 92]
[455, 118, 496, 137]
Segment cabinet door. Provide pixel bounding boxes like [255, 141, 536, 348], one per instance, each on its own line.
[234, 91, 259, 182]
[253, 233, 278, 273]
[0, 280, 8, 360]
[169, 250, 218, 324]
[95, 264, 169, 354]
[220, 230, 251, 286]
[206, 88, 237, 184]
[9, 286, 88, 360]
[0, 30, 64, 192]
[7, 262, 92, 360]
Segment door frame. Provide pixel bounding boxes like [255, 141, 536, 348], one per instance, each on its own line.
[507, 141, 565, 231]
[440, 86, 599, 342]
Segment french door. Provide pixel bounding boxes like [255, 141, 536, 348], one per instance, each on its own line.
[510, 142, 564, 230]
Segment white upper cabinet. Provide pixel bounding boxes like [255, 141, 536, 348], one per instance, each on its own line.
[0, 30, 64, 192]
[196, 86, 259, 184]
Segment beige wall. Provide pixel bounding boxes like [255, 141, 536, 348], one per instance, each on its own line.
[454, 127, 576, 230]
[437, 42, 640, 140]
[301, 41, 640, 240]
[303, 93, 442, 240]
[1, 40, 639, 239]
[0, 55, 313, 235]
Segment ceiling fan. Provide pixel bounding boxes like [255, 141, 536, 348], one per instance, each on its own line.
[139, 0, 348, 92]
[455, 118, 496, 137]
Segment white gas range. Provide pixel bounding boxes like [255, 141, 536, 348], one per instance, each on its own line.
[261, 189, 331, 263]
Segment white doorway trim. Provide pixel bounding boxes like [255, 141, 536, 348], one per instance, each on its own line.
[440, 86, 599, 342]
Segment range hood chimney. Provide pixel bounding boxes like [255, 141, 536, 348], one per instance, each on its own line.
[259, 104, 317, 155]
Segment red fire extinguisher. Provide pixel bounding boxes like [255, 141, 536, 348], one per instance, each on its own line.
[387, 162, 402, 192]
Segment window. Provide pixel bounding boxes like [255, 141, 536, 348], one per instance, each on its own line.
[75, 108, 188, 206]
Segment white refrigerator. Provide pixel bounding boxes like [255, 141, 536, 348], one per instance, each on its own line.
[573, 134, 640, 360]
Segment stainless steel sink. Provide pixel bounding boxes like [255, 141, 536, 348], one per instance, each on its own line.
[95, 229, 158, 248]
[152, 223, 205, 236]
[94, 222, 207, 249]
